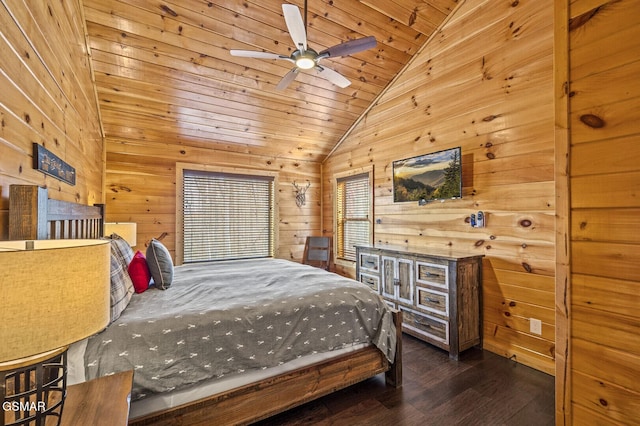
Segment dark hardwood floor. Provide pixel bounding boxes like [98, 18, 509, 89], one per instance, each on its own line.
[254, 335, 555, 425]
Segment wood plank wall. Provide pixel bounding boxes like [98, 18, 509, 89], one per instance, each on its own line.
[0, 0, 104, 239]
[322, 0, 556, 375]
[105, 140, 321, 261]
[562, 0, 640, 424]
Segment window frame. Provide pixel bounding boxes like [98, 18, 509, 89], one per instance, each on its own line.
[333, 166, 374, 266]
[176, 163, 279, 265]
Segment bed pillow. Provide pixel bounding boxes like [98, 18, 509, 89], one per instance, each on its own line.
[108, 233, 134, 268]
[128, 251, 151, 293]
[109, 253, 135, 323]
[146, 239, 173, 290]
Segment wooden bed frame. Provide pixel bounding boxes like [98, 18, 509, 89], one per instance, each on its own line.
[8, 184, 402, 425]
[8, 185, 103, 240]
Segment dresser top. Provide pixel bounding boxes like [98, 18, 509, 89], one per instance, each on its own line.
[355, 244, 485, 262]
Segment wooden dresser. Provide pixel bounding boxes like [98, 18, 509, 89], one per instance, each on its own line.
[355, 245, 483, 359]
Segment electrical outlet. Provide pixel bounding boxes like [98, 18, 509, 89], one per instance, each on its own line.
[530, 318, 542, 335]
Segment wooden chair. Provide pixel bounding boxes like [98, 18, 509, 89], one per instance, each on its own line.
[302, 236, 332, 271]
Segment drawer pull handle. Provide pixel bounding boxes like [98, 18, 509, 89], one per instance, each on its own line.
[414, 320, 432, 329]
[425, 298, 440, 304]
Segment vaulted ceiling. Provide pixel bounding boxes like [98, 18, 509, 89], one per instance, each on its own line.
[82, 0, 458, 162]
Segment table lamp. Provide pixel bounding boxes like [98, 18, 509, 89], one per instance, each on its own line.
[0, 239, 110, 426]
[103, 222, 137, 247]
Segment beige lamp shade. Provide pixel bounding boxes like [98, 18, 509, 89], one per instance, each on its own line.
[104, 222, 137, 246]
[0, 239, 111, 364]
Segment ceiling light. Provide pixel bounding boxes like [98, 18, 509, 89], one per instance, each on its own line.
[293, 49, 316, 70]
[296, 56, 315, 70]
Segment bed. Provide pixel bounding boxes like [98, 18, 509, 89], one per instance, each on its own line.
[8, 184, 402, 425]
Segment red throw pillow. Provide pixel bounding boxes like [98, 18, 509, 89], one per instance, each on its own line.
[128, 251, 151, 293]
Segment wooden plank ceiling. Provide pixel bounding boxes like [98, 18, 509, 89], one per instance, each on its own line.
[82, 0, 458, 161]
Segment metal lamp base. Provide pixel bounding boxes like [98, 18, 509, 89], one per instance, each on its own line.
[1, 347, 67, 426]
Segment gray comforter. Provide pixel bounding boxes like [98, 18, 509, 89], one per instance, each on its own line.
[84, 258, 396, 401]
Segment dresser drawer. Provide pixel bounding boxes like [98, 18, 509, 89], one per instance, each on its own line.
[359, 273, 379, 292]
[416, 287, 449, 317]
[400, 306, 449, 345]
[416, 261, 448, 289]
[359, 252, 380, 273]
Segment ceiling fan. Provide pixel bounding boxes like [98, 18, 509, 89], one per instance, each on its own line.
[230, 1, 377, 90]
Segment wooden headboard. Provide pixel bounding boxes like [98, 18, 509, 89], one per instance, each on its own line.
[9, 185, 104, 240]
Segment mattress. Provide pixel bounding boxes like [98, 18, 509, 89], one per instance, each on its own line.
[69, 338, 368, 419]
[71, 258, 396, 414]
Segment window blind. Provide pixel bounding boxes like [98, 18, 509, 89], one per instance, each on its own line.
[182, 170, 274, 262]
[336, 173, 370, 261]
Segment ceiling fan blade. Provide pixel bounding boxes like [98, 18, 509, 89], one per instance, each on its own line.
[319, 36, 377, 58]
[276, 68, 299, 90]
[230, 50, 289, 60]
[282, 4, 307, 51]
[315, 66, 351, 88]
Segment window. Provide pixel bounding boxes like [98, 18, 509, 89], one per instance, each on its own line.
[181, 169, 275, 263]
[336, 171, 372, 261]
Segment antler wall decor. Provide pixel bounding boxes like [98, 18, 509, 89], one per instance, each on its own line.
[293, 180, 311, 207]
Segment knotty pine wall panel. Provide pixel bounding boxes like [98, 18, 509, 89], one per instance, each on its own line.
[0, 0, 104, 239]
[565, 0, 640, 423]
[105, 139, 320, 261]
[322, 0, 555, 374]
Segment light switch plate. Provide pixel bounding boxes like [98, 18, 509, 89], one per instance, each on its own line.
[530, 318, 542, 335]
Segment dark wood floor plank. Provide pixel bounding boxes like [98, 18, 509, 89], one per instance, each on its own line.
[254, 335, 554, 425]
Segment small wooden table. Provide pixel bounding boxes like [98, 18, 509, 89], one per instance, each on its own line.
[61, 370, 133, 426]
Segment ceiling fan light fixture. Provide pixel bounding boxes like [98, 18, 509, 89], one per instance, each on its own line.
[296, 57, 315, 69]
[293, 50, 316, 69]
[230, 4, 376, 90]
